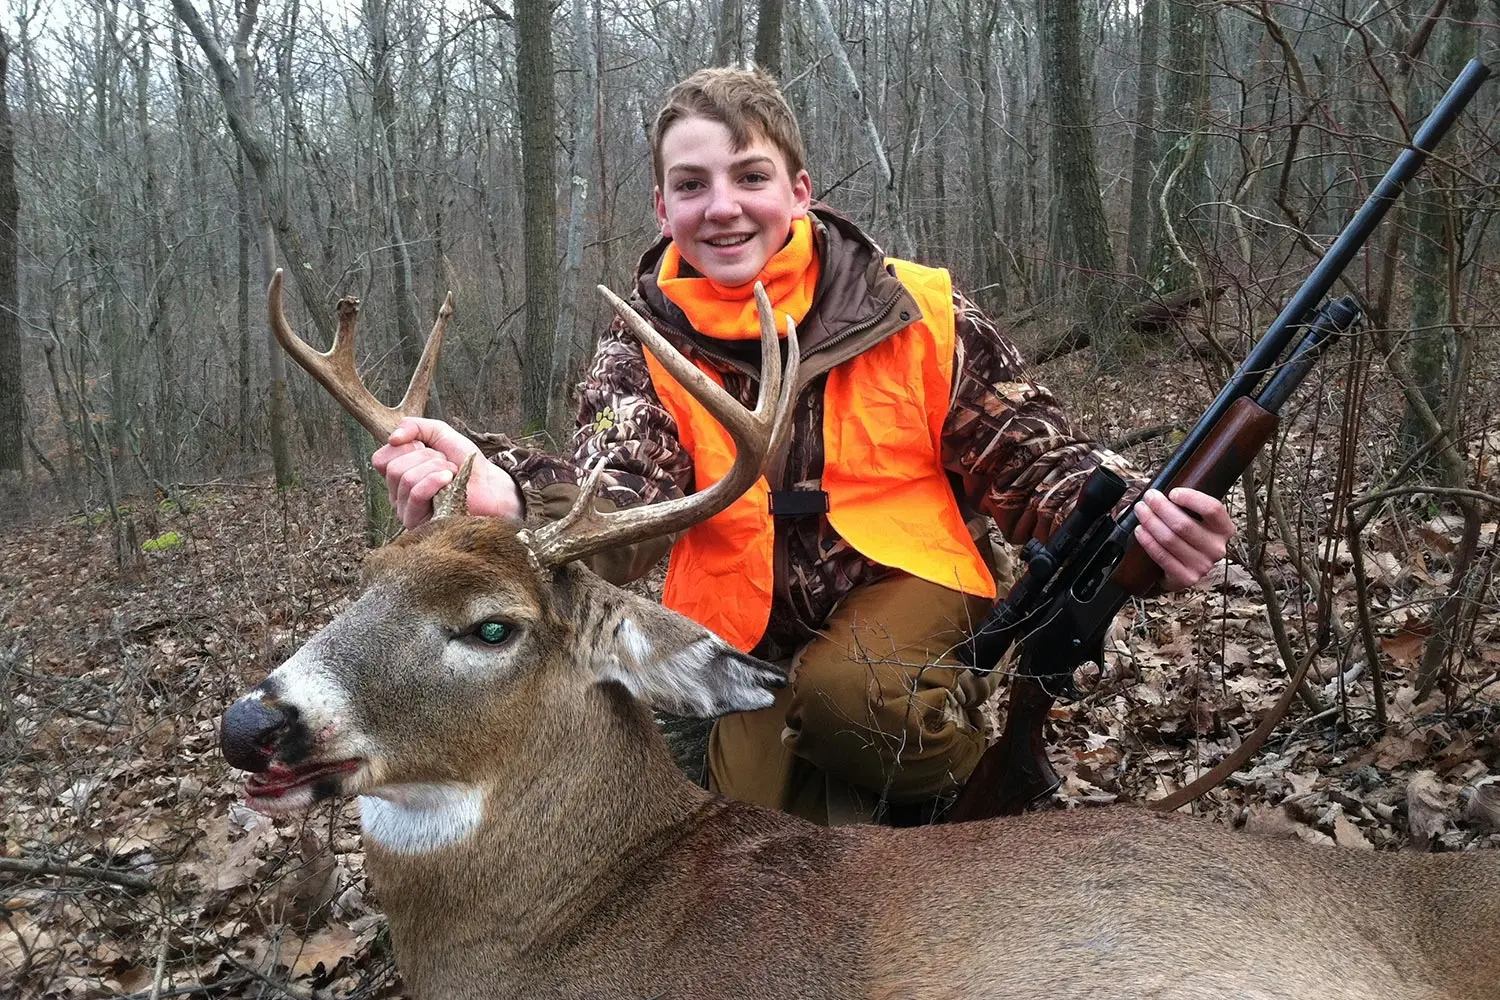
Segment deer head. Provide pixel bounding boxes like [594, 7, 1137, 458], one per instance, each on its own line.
[221, 272, 799, 827]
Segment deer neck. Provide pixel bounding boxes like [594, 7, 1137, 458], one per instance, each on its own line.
[358, 681, 711, 964]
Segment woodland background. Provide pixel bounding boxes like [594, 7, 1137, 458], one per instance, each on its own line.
[3, 0, 1500, 997]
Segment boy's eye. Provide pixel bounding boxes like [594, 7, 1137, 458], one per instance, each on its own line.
[476, 621, 513, 645]
[742, 171, 770, 184]
[676, 178, 704, 192]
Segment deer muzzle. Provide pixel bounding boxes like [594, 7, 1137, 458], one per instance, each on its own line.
[221, 685, 367, 815]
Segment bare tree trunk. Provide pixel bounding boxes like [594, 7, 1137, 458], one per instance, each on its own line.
[958, 0, 1007, 314]
[0, 31, 21, 477]
[366, 0, 424, 376]
[714, 0, 744, 66]
[236, 150, 253, 454]
[1400, 0, 1477, 476]
[1125, 0, 1161, 280]
[548, 0, 597, 434]
[175, 0, 392, 544]
[516, 0, 559, 434]
[1039, 0, 1118, 353]
[1149, 0, 1212, 292]
[202, 0, 295, 487]
[135, 0, 176, 482]
[807, 0, 914, 256]
[754, 0, 784, 77]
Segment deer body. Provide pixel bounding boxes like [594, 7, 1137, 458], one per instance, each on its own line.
[223, 518, 1500, 1000]
[371, 739, 1499, 1000]
[228, 283, 1499, 999]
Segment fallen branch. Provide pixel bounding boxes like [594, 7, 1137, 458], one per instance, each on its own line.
[1106, 422, 1179, 452]
[119, 974, 255, 1000]
[0, 856, 153, 890]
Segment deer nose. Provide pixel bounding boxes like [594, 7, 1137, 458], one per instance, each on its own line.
[221, 698, 289, 772]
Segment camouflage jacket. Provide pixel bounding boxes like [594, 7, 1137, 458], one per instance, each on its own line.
[489, 205, 1140, 658]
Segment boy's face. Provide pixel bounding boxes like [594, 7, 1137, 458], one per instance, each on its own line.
[653, 116, 812, 288]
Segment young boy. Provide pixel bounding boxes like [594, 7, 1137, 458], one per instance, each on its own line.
[374, 67, 1233, 825]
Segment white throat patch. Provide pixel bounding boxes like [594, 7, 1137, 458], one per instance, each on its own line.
[358, 783, 484, 855]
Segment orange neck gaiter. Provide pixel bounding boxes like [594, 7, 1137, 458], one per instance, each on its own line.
[657, 217, 819, 341]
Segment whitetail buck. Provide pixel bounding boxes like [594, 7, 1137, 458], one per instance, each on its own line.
[222, 271, 1500, 1000]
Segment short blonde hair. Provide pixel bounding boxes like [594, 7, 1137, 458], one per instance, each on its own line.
[650, 67, 807, 185]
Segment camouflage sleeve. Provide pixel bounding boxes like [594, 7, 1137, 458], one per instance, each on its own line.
[941, 290, 1145, 545]
[483, 315, 694, 583]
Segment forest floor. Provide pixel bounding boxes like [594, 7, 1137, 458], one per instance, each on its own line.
[3, 347, 1499, 999]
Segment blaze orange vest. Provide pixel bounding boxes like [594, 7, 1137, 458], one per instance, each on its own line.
[643, 259, 996, 652]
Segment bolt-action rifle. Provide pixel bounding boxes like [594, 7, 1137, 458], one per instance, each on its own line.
[948, 59, 1490, 823]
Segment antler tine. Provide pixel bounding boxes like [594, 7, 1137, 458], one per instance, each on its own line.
[431, 453, 475, 520]
[762, 293, 800, 465]
[267, 269, 452, 441]
[398, 291, 455, 418]
[524, 283, 799, 569]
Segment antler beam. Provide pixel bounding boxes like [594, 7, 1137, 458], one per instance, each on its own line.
[268, 268, 454, 441]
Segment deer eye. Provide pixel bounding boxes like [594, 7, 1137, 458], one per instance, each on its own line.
[476, 621, 513, 645]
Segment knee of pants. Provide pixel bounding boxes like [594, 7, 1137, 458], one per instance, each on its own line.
[785, 653, 984, 802]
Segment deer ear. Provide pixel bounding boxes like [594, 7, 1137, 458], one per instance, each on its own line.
[589, 583, 786, 718]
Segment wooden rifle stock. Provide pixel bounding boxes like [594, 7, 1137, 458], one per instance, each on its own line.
[947, 670, 1058, 822]
[1111, 396, 1279, 596]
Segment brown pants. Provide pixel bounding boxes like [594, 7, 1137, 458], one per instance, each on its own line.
[707, 573, 998, 825]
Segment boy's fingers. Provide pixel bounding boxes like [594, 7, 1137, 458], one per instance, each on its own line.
[1145, 488, 1232, 555]
[394, 454, 456, 516]
[403, 470, 456, 526]
[1133, 522, 1192, 589]
[1168, 487, 1234, 526]
[388, 418, 425, 445]
[1133, 494, 1222, 589]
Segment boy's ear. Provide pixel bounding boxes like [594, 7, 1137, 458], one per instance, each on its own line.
[791, 169, 812, 216]
[572, 569, 785, 717]
[653, 186, 671, 238]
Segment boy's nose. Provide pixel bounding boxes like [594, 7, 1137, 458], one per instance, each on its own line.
[704, 185, 742, 221]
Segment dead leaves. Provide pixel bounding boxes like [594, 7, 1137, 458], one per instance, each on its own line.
[3, 480, 400, 999]
[1406, 771, 1452, 849]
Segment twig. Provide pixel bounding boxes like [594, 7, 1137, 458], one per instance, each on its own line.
[172, 480, 285, 490]
[148, 925, 170, 1000]
[118, 975, 254, 1000]
[0, 856, 154, 890]
[1349, 484, 1500, 510]
[1106, 422, 1179, 451]
[1345, 509, 1388, 726]
[220, 953, 315, 1000]
[1242, 472, 1324, 711]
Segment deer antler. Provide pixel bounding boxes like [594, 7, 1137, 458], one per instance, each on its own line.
[268, 268, 454, 441]
[524, 282, 799, 569]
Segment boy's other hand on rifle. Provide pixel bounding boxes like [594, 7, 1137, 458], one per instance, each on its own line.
[372, 417, 523, 528]
[1131, 488, 1233, 591]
